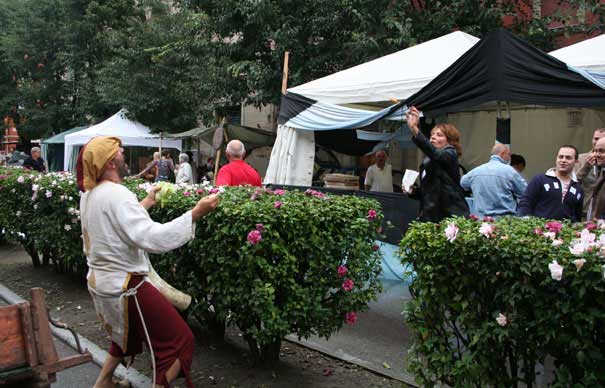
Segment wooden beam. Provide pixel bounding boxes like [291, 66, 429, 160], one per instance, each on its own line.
[29, 288, 58, 367]
[281, 51, 290, 94]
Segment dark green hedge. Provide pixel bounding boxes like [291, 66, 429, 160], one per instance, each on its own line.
[0, 167, 383, 363]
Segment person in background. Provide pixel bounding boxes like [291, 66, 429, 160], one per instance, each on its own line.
[460, 144, 526, 218]
[575, 128, 605, 219]
[583, 137, 605, 220]
[23, 146, 46, 172]
[404, 106, 469, 222]
[137, 152, 160, 182]
[216, 140, 261, 187]
[518, 145, 583, 222]
[156, 149, 175, 182]
[510, 154, 526, 175]
[175, 153, 193, 185]
[364, 150, 393, 192]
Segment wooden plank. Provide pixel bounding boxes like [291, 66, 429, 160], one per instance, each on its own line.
[18, 301, 39, 367]
[29, 288, 58, 366]
[0, 305, 27, 371]
[38, 352, 93, 374]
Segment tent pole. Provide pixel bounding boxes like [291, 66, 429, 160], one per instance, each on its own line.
[213, 149, 221, 185]
[159, 131, 163, 156]
[281, 51, 290, 94]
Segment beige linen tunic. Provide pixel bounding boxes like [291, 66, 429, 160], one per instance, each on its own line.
[80, 181, 195, 350]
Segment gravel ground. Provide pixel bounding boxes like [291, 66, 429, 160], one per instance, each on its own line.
[0, 242, 409, 388]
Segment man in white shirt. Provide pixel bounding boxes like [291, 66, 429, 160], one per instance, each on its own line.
[77, 136, 219, 388]
[364, 150, 393, 192]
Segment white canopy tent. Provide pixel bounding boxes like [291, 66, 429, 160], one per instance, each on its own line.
[287, 31, 480, 105]
[265, 32, 479, 186]
[549, 33, 605, 73]
[63, 110, 182, 171]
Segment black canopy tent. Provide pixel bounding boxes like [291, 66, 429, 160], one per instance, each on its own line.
[404, 28, 605, 142]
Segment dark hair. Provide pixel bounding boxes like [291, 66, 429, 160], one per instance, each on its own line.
[162, 149, 171, 158]
[432, 124, 462, 156]
[559, 145, 579, 160]
[510, 154, 526, 167]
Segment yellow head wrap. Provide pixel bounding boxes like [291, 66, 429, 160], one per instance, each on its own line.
[76, 136, 122, 192]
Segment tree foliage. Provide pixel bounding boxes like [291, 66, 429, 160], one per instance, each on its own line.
[0, 0, 601, 138]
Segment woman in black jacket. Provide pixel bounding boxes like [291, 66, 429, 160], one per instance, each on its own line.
[405, 106, 469, 222]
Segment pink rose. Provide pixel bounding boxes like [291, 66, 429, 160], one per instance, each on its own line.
[247, 230, 262, 245]
[255, 223, 264, 232]
[545, 221, 563, 234]
[337, 265, 348, 277]
[533, 227, 543, 236]
[183, 191, 191, 197]
[342, 279, 354, 292]
[585, 222, 597, 231]
[469, 214, 479, 221]
[367, 209, 377, 221]
[372, 244, 379, 251]
[273, 189, 285, 195]
[209, 188, 220, 194]
[274, 201, 282, 209]
[482, 216, 494, 222]
[196, 189, 205, 195]
[345, 312, 357, 324]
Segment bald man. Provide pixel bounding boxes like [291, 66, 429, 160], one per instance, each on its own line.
[216, 139, 262, 186]
[460, 143, 527, 217]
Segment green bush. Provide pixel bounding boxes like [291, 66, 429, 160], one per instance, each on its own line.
[400, 216, 605, 387]
[0, 167, 383, 363]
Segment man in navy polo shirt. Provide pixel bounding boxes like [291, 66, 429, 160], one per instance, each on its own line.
[518, 145, 583, 222]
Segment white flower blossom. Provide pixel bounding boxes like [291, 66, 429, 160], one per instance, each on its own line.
[444, 223, 459, 243]
[551, 239, 563, 247]
[573, 259, 586, 272]
[33, 204, 38, 210]
[496, 313, 508, 327]
[580, 229, 596, 245]
[548, 260, 564, 281]
[64, 224, 71, 231]
[16, 211, 21, 217]
[68, 196, 73, 201]
[543, 231, 556, 240]
[45, 190, 52, 198]
[479, 223, 495, 238]
[569, 241, 586, 256]
[17, 176, 24, 183]
[32, 184, 39, 192]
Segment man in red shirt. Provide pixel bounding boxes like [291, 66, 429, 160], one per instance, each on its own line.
[216, 139, 262, 186]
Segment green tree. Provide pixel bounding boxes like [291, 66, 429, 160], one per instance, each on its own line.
[93, 4, 223, 132]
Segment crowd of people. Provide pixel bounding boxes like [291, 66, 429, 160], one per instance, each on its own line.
[363, 106, 604, 224]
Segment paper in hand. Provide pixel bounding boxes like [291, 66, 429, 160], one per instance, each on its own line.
[402, 169, 419, 192]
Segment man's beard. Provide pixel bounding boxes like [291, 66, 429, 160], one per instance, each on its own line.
[117, 161, 129, 178]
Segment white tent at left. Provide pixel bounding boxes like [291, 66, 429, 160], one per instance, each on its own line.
[63, 110, 182, 171]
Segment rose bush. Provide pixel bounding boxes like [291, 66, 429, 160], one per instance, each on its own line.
[0, 167, 383, 364]
[400, 216, 605, 387]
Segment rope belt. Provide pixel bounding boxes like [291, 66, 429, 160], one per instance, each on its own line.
[120, 279, 156, 388]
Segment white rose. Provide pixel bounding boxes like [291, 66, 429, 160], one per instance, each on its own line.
[548, 260, 564, 281]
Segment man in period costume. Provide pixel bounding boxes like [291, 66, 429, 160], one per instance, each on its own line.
[77, 136, 219, 388]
